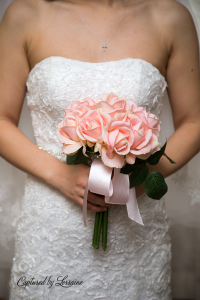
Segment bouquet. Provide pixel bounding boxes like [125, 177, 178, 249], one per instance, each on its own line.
[57, 93, 175, 251]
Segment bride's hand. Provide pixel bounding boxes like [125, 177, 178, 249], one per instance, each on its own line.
[49, 162, 115, 212]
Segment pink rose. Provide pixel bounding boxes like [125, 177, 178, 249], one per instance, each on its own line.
[77, 110, 111, 144]
[94, 93, 121, 105]
[94, 93, 138, 118]
[95, 101, 125, 118]
[105, 93, 138, 112]
[126, 122, 160, 164]
[66, 97, 96, 116]
[104, 93, 137, 109]
[98, 118, 134, 168]
[57, 113, 85, 155]
[94, 93, 125, 118]
[114, 111, 142, 124]
[133, 108, 160, 137]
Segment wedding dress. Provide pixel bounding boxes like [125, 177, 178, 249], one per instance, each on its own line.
[9, 57, 172, 299]
[1, 1, 200, 299]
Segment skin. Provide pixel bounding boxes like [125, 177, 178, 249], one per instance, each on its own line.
[0, 0, 200, 212]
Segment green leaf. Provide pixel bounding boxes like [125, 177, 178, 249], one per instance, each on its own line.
[66, 147, 91, 165]
[120, 162, 138, 174]
[129, 164, 149, 188]
[146, 142, 167, 165]
[144, 171, 168, 200]
[163, 153, 176, 164]
[136, 157, 147, 164]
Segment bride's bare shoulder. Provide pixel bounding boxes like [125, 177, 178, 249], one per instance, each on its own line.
[150, 0, 197, 51]
[151, 0, 196, 35]
[0, 0, 48, 33]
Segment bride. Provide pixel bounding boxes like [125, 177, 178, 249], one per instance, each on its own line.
[0, 0, 200, 298]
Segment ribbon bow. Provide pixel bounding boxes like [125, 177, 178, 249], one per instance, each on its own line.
[83, 158, 144, 227]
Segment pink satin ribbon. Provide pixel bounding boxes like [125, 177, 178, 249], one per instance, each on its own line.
[83, 158, 144, 227]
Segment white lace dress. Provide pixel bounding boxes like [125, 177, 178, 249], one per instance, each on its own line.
[9, 57, 172, 300]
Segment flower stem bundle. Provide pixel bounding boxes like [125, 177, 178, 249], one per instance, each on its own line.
[92, 209, 108, 251]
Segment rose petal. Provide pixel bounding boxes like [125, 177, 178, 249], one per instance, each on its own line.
[62, 142, 83, 154]
[125, 153, 136, 165]
[105, 93, 119, 105]
[131, 130, 145, 149]
[130, 143, 152, 155]
[61, 126, 80, 141]
[150, 134, 160, 150]
[56, 129, 71, 144]
[136, 129, 152, 149]
[101, 145, 125, 168]
[81, 127, 101, 142]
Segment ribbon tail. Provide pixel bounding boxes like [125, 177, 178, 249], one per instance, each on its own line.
[105, 169, 129, 204]
[83, 182, 89, 227]
[126, 187, 144, 226]
[83, 158, 112, 227]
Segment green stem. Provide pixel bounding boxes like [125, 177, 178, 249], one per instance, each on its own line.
[102, 208, 108, 251]
[95, 212, 103, 249]
[92, 212, 100, 249]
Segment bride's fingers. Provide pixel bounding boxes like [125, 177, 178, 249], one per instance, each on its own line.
[87, 191, 113, 207]
[87, 202, 107, 212]
[76, 196, 107, 212]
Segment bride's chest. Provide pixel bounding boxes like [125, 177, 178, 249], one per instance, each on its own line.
[29, 2, 168, 78]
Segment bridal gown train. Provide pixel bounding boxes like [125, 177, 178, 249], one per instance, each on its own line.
[9, 56, 172, 300]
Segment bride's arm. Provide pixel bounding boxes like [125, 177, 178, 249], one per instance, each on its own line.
[137, 3, 200, 197]
[0, 1, 109, 212]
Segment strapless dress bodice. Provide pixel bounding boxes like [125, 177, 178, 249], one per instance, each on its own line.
[26, 56, 168, 152]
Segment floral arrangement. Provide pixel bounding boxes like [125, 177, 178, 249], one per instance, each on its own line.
[57, 93, 175, 251]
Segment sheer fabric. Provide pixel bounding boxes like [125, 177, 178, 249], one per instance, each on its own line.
[0, 0, 199, 299]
